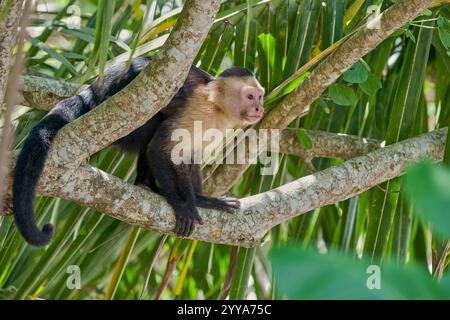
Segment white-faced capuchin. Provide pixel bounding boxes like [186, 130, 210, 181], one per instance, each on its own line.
[13, 56, 265, 246]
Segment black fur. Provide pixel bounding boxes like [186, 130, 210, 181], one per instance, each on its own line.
[218, 67, 254, 78]
[13, 57, 241, 246]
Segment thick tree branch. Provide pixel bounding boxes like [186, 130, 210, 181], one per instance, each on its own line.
[43, 0, 220, 177]
[0, 0, 28, 211]
[279, 129, 382, 161]
[0, 0, 24, 110]
[21, 75, 80, 111]
[203, 0, 435, 196]
[7, 128, 443, 247]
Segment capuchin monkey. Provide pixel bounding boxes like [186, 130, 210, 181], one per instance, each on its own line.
[13, 56, 265, 246]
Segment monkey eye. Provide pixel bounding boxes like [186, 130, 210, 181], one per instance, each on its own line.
[247, 94, 254, 100]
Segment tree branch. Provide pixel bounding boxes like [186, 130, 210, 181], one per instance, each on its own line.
[21, 75, 80, 111]
[203, 0, 435, 196]
[7, 128, 444, 247]
[265, 0, 434, 129]
[279, 129, 383, 161]
[0, 0, 24, 110]
[0, 0, 28, 211]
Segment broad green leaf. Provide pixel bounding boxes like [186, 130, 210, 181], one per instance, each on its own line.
[404, 161, 450, 239]
[343, 62, 368, 84]
[257, 32, 276, 89]
[271, 246, 450, 299]
[258, 33, 276, 68]
[265, 72, 309, 106]
[391, 27, 406, 39]
[105, 226, 140, 300]
[438, 16, 450, 49]
[422, 9, 433, 17]
[405, 28, 416, 43]
[322, 0, 344, 47]
[359, 73, 382, 96]
[328, 84, 357, 106]
[229, 247, 256, 300]
[283, 0, 321, 77]
[98, 0, 115, 77]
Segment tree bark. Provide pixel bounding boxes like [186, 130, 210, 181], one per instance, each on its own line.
[0, 0, 27, 211]
[0, 0, 24, 110]
[21, 75, 80, 111]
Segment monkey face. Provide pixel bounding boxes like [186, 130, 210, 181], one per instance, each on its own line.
[212, 74, 265, 126]
[235, 76, 265, 125]
[239, 84, 265, 124]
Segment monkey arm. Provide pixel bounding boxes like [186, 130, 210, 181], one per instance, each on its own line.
[146, 134, 202, 237]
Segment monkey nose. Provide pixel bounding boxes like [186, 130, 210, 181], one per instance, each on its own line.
[255, 104, 264, 114]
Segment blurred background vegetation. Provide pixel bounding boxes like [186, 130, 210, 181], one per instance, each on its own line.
[1, 0, 450, 299]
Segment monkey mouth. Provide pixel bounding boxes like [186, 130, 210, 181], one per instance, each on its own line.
[244, 114, 263, 123]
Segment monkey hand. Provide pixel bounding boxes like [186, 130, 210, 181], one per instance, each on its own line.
[174, 207, 203, 237]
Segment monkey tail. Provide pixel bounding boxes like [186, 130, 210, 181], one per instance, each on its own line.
[12, 57, 152, 246]
[13, 95, 88, 246]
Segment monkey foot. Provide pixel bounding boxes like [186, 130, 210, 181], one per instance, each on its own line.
[216, 197, 241, 213]
[195, 194, 241, 213]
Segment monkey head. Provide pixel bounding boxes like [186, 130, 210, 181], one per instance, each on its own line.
[211, 67, 265, 126]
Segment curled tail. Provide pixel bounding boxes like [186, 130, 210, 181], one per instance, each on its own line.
[13, 95, 89, 246]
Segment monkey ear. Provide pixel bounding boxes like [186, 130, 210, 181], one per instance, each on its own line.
[187, 67, 212, 87]
[210, 78, 225, 95]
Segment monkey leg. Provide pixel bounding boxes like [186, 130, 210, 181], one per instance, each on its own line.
[135, 148, 159, 193]
[147, 147, 203, 237]
[189, 164, 240, 213]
